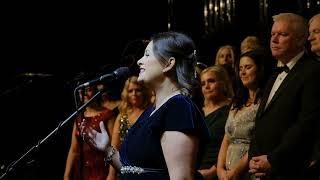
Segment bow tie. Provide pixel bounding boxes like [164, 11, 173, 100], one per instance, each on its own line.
[274, 65, 290, 74]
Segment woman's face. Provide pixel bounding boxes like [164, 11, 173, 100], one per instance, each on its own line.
[201, 71, 223, 100]
[218, 48, 233, 66]
[82, 86, 95, 102]
[127, 82, 144, 107]
[239, 56, 257, 89]
[137, 41, 165, 86]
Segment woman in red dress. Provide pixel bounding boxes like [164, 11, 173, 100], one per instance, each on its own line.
[64, 85, 117, 180]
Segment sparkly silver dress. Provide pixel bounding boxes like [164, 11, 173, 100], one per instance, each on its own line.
[225, 103, 259, 171]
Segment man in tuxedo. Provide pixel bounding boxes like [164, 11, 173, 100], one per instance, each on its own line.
[308, 14, 320, 60]
[248, 13, 320, 180]
[307, 13, 320, 179]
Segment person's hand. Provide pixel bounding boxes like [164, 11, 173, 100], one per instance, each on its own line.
[198, 169, 214, 180]
[217, 167, 228, 180]
[81, 121, 110, 152]
[226, 169, 239, 180]
[249, 158, 258, 173]
[309, 160, 317, 168]
[249, 155, 270, 177]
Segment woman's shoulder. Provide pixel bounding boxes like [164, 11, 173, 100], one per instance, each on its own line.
[165, 94, 194, 108]
[97, 107, 118, 120]
[163, 95, 204, 123]
[205, 105, 230, 118]
[158, 94, 202, 118]
[102, 99, 120, 110]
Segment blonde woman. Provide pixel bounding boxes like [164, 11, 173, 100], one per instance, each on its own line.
[240, 36, 262, 55]
[214, 45, 236, 68]
[107, 76, 152, 180]
[197, 65, 234, 180]
[215, 45, 238, 95]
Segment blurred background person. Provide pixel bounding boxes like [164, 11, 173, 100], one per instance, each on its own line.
[240, 36, 262, 55]
[214, 45, 238, 97]
[197, 65, 234, 180]
[214, 45, 236, 68]
[64, 84, 117, 180]
[193, 61, 209, 111]
[195, 61, 208, 77]
[97, 82, 122, 119]
[107, 76, 152, 180]
[217, 50, 273, 180]
[307, 13, 320, 179]
[308, 13, 320, 60]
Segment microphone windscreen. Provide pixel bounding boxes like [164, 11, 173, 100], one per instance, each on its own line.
[114, 67, 130, 79]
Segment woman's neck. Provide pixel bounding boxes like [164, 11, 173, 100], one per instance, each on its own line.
[246, 88, 258, 105]
[129, 105, 145, 113]
[153, 79, 180, 111]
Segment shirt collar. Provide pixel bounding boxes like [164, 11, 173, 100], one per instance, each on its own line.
[277, 51, 304, 70]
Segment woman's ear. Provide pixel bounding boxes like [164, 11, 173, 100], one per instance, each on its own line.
[163, 57, 176, 72]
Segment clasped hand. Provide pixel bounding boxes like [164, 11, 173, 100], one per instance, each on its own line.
[249, 155, 271, 177]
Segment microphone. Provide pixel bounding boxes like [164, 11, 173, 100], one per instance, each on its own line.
[76, 67, 130, 88]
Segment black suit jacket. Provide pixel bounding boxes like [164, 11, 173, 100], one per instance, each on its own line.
[249, 54, 320, 179]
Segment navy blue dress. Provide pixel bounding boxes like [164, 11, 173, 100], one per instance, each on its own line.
[119, 94, 210, 180]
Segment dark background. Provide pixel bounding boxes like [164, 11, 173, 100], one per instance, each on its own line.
[0, 0, 318, 179]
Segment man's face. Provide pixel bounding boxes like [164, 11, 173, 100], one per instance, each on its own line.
[308, 16, 320, 56]
[270, 20, 303, 63]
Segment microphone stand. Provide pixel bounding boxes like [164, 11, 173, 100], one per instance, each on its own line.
[0, 87, 103, 180]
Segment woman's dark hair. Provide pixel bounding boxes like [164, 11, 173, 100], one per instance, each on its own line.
[151, 31, 198, 97]
[232, 49, 274, 109]
[78, 84, 104, 107]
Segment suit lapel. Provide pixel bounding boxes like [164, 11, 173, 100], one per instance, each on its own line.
[256, 73, 278, 119]
[263, 57, 305, 112]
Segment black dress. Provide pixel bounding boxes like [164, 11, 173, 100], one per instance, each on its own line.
[119, 94, 210, 180]
[197, 105, 230, 169]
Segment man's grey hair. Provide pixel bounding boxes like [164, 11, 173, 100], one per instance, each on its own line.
[273, 13, 308, 38]
[309, 13, 320, 25]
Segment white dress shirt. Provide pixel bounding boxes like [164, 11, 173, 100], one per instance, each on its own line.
[265, 51, 304, 109]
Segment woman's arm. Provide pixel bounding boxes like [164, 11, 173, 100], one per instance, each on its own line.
[106, 114, 116, 140]
[85, 121, 122, 171]
[227, 152, 249, 180]
[107, 114, 121, 180]
[198, 165, 217, 180]
[161, 131, 198, 180]
[64, 122, 80, 180]
[105, 147, 122, 171]
[110, 114, 121, 149]
[217, 134, 230, 180]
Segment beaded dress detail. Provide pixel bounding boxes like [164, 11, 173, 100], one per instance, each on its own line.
[74, 109, 115, 180]
[119, 114, 132, 143]
[225, 103, 259, 171]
